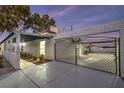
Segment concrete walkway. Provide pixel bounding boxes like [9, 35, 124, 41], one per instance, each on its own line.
[0, 59, 124, 88]
[0, 58, 15, 76]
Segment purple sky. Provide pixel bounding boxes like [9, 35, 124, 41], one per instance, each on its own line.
[30, 5, 124, 32]
[0, 5, 124, 42]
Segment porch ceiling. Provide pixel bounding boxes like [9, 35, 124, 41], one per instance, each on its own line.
[21, 34, 50, 42]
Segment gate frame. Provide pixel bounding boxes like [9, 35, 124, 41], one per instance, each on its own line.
[54, 31, 121, 75]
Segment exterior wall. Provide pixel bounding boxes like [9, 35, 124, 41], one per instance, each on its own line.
[120, 29, 124, 77]
[3, 51, 20, 69]
[45, 38, 55, 60]
[23, 39, 41, 55]
[2, 32, 20, 70]
[22, 39, 54, 60]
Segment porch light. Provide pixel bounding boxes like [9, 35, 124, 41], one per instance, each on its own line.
[72, 37, 80, 49]
[72, 37, 80, 43]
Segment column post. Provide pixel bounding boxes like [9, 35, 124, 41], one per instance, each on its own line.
[120, 29, 124, 77]
[15, 31, 21, 69]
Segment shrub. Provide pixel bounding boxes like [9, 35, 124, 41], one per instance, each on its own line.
[32, 55, 37, 60]
[39, 54, 44, 61]
[24, 52, 28, 58]
[20, 52, 32, 59]
[26, 53, 32, 59]
[20, 52, 26, 57]
[20, 51, 24, 57]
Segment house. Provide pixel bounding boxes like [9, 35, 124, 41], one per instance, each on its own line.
[0, 31, 56, 69]
[1, 20, 124, 78]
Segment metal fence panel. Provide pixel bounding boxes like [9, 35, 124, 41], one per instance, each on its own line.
[55, 39, 75, 64]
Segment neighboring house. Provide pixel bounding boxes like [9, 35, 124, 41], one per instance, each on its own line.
[1, 20, 124, 78]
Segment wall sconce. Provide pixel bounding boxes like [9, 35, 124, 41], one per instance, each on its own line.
[72, 37, 80, 49]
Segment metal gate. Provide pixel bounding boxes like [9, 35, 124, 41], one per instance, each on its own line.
[55, 35, 120, 75]
[55, 38, 76, 64]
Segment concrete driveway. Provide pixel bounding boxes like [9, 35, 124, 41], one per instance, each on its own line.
[0, 59, 124, 88]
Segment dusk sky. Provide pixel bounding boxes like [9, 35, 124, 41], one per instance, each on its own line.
[30, 5, 124, 32]
[0, 5, 124, 42]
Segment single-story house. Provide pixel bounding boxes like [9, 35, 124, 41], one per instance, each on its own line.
[1, 20, 124, 78]
[0, 31, 55, 69]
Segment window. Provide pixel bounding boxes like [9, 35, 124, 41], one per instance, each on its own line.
[13, 38, 16, 43]
[12, 45, 16, 53]
[7, 40, 10, 51]
[8, 40, 10, 43]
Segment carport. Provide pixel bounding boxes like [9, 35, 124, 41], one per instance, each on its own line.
[55, 31, 120, 75]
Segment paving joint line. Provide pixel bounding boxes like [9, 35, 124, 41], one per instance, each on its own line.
[20, 70, 40, 88]
[42, 65, 74, 88]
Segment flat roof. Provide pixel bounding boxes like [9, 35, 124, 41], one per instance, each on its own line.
[20, 32, 53, 38]
[0, 33, 14, 44]
[0, 31, 53, 44]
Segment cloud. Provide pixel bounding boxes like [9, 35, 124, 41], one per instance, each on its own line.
[73, 13, 115, 31]
[58, 6, 77, 16]
[41, 5, 124, 32]
[48, 6, 77, 17]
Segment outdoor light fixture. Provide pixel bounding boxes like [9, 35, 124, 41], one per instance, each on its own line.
[72, 37, 80, 43]
[72, 37, 80, 49]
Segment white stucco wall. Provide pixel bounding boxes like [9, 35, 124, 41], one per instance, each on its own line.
[2, 32, 20, 70]
[23, 39, 41, 55]
[45, 38, 55, 60]
[120, 29, 124, 77]
[3, 51, 20, 69]
[22, 38, 54, 60]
